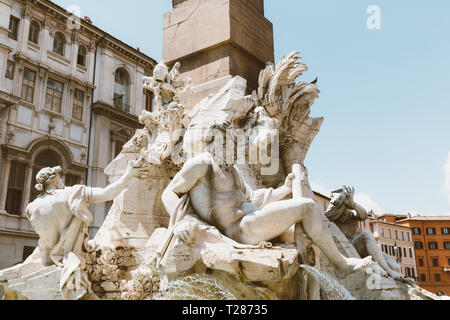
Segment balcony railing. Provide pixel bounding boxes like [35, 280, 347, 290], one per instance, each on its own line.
[444, 266, 450, 272]
[113, 97, 131, 114]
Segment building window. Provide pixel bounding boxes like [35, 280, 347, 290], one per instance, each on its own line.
[8, 16, 20, 40]
[381, 227, 385, 238]
[432, 258, 439, 267]
[22, 246, 35, 262]
[428, 242, 438, 250]
[448, 258, 450, 265]
[73, 89, 84, 121]
[413, 227, 422, 235]
[21, 68, 36, 103]
[45, 78, 64, 113]
[395, 230, 398, 240]
[388, 229, 392, 239]
[401, 231, 405, 241]
[434, 274, 441, 282]
[114, 68, 130, 113]
[5, 161, 26, 216]
[444, 242, 450, 250]
[65, 174, 80, 187]
[30, 150, 63, 202]
[442, 227, 450, 235]
[418, 258, 424, 267]
[409, 248, 413, 258]
[415, 242, 424, 250]
[77, 45, 87, 66]
[144, 89, 153, 112]
[5, 61, 15, 80]
[53, 32, 66, 56]
[403, 247, 407, 258]
[426, 228, 436, 235]
[407, 232, 411, 242]
[420, 274, 426, 282]
[114, 140, 125, 158]
[28, 21, 40, 44]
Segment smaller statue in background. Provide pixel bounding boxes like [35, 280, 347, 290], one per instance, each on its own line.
[325, 186, 405, 280]
[140, 60, 192, 165]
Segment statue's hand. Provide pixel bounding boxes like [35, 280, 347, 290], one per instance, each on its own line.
[343, 186, 355, 208]
[126, 157, 149, 179]
[284, 173, 295, 190]
[174, 222, 197, 243]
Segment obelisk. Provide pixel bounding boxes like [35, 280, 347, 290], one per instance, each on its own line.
[163, 0, 274, 96]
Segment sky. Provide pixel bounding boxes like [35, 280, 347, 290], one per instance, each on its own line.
[52, 0, 450, 216]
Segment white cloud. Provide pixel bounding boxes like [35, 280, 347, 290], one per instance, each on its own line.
[354, 193, 384, 214]
[442, 152, 450, 204]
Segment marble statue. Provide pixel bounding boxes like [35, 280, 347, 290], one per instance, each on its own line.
[161, 121, 371, 278]
[140, 60, 192, 165]
[24, 159, 145, 299]
[325, 186, 404, 280]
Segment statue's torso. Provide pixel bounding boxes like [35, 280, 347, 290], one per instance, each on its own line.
[26, 189, 75, 247]
[189, 162, 248, 233]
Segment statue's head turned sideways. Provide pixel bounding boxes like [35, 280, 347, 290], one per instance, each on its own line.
[35, 166, 64, 193]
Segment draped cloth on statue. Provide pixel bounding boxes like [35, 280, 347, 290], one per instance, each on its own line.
[27, 185, 96, 300]
[157, 165, 276, 263]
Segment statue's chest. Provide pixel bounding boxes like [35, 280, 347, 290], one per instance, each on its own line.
[209, 167, 236, 192]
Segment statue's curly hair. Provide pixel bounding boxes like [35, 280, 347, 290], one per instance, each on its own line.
[35, 166, 62, 192]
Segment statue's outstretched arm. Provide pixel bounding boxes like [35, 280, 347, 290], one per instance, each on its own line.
[88, 159, 144, 204]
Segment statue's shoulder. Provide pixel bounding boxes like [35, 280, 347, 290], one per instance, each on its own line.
[185, 153, 213, 168]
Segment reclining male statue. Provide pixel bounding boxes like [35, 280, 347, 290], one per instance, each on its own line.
[25, 159, 144, 299]
[325, 186, 404, 280]
[161, 122, 371, 277]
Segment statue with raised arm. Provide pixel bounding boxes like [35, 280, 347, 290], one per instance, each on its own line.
[161, 122, 371, 277]
[325, 186, 404, 280]
[25, 158, 145, 299]
[140, 60, 192, 165]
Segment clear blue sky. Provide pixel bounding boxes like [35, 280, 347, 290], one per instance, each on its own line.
[52, 0, 450, 216]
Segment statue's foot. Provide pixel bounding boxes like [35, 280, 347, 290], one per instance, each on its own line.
[335, 256, 373, 279]
[387, 270, 404, 281]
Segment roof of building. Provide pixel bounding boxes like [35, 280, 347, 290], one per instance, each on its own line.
[397, 216, 450, 222]
[42, 0, 157, 67]
[313, 191, 331, 200]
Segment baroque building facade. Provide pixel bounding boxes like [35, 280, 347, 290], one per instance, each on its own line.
[0, 0, 156, 269]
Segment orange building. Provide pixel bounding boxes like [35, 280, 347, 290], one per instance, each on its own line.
[397, 216, 450, 296]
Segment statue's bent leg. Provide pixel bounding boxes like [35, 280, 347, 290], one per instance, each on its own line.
[231, 198, 317, 245]
[356, 231, 403, 279]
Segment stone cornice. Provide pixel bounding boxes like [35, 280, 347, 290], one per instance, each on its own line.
[92, 101, 142, 129]
[28, 0, 156, 69]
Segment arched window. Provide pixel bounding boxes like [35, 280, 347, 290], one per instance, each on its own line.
[113, 68, 130, 113]
[29, 150, 62, 201]
[53, 32, 65, 56]
[77, 45, 87, 66]
[28, 21, 40, 44]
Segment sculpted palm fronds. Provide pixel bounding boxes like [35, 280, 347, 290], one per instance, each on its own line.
[254, 51, 319, 126]
[253, 51, 322, 167]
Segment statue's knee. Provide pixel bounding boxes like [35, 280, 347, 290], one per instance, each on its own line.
[293, 198, 316, 210]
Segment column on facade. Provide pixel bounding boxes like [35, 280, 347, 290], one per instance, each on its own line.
[20, 163, 33, 215]
[0, 158, 11, 212]
[69, 32, 79, 77]
[39, 18, 51, 63]
[17, 9, 31, 54]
